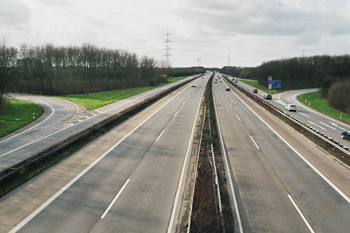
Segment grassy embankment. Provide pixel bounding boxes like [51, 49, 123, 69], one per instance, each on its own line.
[0, 77, 186, 138]
[58, 77, 186, 110]
[298, 92, 350, 125]
[0, 99, 44, 138]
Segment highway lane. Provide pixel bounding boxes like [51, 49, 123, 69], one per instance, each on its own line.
[0, 76, 198, 172]
[214, 74, 350, 232]
[229, 77, 350, 148]
[3, 74, 209, 233]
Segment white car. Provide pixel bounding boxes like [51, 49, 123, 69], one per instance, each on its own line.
[285, 104, 297, 111]
[191, 83, 196, 87]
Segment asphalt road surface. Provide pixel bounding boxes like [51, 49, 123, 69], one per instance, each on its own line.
[0, 77, 196, 172]
[0, 75, 209, 233]
[214, 74, 350, 232]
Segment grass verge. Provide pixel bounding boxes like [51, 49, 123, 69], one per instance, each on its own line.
[57, 77, 186, 110]
[298, 91, 350, 125]
[0, 99, 44, 138]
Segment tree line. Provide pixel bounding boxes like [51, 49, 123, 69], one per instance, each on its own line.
[0, 42, 202, 112]
[222, 55, 350, 114]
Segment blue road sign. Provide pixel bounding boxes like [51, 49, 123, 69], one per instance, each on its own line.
[268, 80, 282, 88]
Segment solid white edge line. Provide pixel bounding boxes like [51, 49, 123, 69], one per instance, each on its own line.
[288, 195, 315, 233]
[222, 79, 350, 205]
[101, 179, 130, 219]
[167, 82, 206, 233]
[9, 82, 191, 233]
[0, 99, 55, 144]
[156, 130, 165, 142]
[250, 136, 260, 150]
[213, 81, 244, 233]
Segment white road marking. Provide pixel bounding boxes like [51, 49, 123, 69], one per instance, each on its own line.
[298, 112, 310, 118]
[101, 179, 130, 219]
[95, 109, 103, 114]
[308, 121, 326, 130]
[174, 111, 178, 117]
[236, 115, 241, 121]
[229, 103, 233, 108]
[156, 130, 164, 142]
[288, 195, 315, 233]
[250, 136, 260, 150]
[330, 122, 347, 131]
[319, 122, 336, 130]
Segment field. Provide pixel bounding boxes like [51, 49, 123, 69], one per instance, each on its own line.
[0, 99, 44, 138]
[298, 92, 350, 124]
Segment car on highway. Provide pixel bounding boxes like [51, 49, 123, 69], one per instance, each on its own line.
[191, 83, 196, 87]
[341, 130, 350, 139]
[253, 89, 258, 93]
[225, 87, 230, 91]
[263, 94, 272, 100]
[285, 104, 297, 111]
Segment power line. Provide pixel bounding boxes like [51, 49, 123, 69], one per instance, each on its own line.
[163, 29, 173, 67]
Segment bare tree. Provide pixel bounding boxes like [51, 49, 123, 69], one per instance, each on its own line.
[0, 41, 18, 111]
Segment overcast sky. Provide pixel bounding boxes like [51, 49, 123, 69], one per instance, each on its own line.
[1, 0, 350, 68]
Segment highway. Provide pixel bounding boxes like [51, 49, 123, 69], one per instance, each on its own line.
[214, 74, 350, 232]
[0, 77, 196, 172]
[0, 74, 209, 233]
[234, 79, 350, 148]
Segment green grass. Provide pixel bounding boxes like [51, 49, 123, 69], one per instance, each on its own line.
[0, 99, 44, 138]
[239, 79, 280, 93]
[57, 77, 186, 110]
[58, 87, 156, 110]
[298, 92, 350, 124]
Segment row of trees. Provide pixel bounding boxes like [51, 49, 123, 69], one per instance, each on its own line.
[222, 55, 350, 114]
[0, 42, 202, 111]
[15, 43, 159, 95]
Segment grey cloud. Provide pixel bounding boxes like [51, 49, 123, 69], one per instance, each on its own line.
[180, 0, 350, 38]
[0, 0, 31, 31]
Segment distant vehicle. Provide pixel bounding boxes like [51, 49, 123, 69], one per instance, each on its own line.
[191, 83, 196, 87]
[232, 78, 235, 82]
[235, 79, 238, 83]
[264, 94, 272, 100]
[285, 104, 297, 111]
[214, 79, 218, 83]
[341, 130, 350, 139]
[225, 87, 230, 91]
[253, 89, 258, 93]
